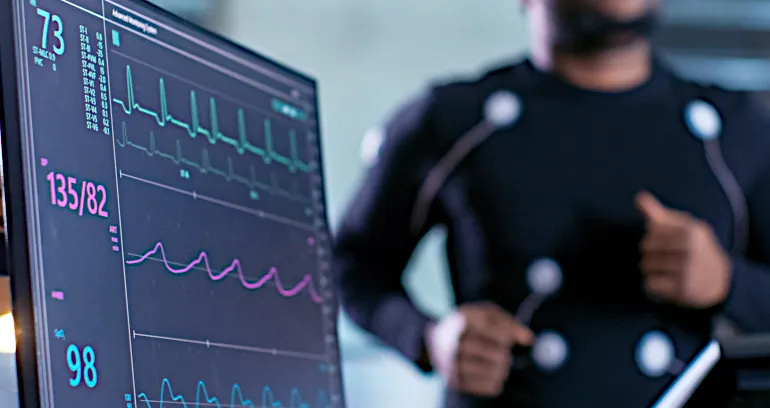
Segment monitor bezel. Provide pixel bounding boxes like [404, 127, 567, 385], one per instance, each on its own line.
[0, 1, 338, 407]
[0, 0, 44, 406]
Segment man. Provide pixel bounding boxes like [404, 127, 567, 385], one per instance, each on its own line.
[332, 0, 770, 406]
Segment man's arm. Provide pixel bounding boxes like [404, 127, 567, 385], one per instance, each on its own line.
[332, 91, 441, 369]
[723, 163, 770, 333]
[638, 93, 770, 332]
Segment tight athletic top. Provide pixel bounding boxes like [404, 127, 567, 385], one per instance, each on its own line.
[332, 58, 770, 408]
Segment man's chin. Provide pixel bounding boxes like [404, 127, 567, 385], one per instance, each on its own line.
[557, 33, 648, 56]
[603, 31, 651, 50]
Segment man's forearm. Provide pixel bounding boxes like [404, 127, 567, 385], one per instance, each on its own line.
[342, 290, 434, 368]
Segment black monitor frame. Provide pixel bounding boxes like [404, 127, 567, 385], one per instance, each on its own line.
[0, 1, 43, 405]
[0, 1, 337, 407]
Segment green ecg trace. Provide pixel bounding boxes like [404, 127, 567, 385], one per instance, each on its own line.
[117, 121, 308, 203]
[112, 65, 310, 174]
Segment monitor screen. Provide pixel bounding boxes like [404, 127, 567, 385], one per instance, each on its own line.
[0, 1, 343, 407]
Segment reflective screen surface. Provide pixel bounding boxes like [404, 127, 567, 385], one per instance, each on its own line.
[5, 0, 342, 406]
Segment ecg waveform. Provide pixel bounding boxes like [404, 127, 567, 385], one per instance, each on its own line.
[117, 121, 307, 202]
[127, 242, 323, 303]
[137, 378, 331, 408]
[112, 65, 310, 173]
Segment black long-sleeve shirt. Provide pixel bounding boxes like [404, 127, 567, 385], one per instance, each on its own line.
[333, 58, 770, 407]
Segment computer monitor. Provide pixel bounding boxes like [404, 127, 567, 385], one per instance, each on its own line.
[0, 1, 344, 407]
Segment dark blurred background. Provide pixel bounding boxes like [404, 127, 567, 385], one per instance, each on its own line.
[659, 0, 770, 92]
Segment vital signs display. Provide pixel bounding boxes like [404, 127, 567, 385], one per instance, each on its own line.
[0, 0, 344, 407]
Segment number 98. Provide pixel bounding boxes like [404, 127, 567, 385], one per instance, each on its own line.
[67, 344, 98, 388]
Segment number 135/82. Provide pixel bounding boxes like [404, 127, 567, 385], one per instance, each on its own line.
[46, 171, 109, 218]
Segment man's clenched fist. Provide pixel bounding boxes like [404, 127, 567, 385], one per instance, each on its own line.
[425, 302, 533, 397]
[636, 191, 732, 308]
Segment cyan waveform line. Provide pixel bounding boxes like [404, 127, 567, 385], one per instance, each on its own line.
[117, 121, 308, 203]
[127, 242, 323, 303]
[137, 378, 331, 408]
[112, 65, 309, 173]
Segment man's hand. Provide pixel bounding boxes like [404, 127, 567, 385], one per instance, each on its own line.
[636, 191, 732, 308]
[425, 302, 533, 397]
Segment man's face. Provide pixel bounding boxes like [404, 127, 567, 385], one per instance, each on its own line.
[532, 0, 663, 54]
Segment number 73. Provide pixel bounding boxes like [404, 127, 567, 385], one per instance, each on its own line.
[37, 8, 65, 56]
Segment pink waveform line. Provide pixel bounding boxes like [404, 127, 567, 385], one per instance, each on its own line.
[127, 242, 323, 303]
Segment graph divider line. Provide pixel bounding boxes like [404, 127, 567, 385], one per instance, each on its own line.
[118, 170, 314, 231]
[60, 0, 103, 20]
[101, 0, 139, 402]
[132, 332, 328, 361]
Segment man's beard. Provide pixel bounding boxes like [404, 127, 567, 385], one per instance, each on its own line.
[553, 7, 659, 55]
